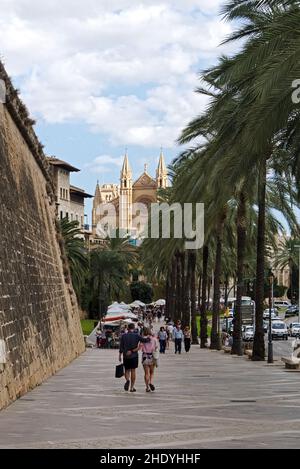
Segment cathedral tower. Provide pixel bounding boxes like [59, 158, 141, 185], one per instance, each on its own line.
[119, 151, 133, 231]
[92, 181, 103, 232]
[156, 148, 168, 189]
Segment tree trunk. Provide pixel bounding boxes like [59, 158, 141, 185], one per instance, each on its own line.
[181, 252, 188, 324]
[224, 276, 229, 307]
[198, 274, 202, 311]
[182, 251, 191, 327]
[210, 241, 222, 350]
[165, 273, 170, 319]
[175, 251, 182, 320]
[200, 245, 209, 348]
[207, 277, 211, 312]
[211, 212, 226, 350]
[98, 271, 105, 320]
[232, 191, 246, 356]
[190, 250, 198, 344]
[252, 158, 267, 361]
[169, 256, 177, 320]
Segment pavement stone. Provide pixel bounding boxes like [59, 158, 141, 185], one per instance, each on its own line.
[0, 342, 300, 449]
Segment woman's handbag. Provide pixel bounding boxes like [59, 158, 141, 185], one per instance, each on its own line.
[153, 347, 160, 367]
[115, 363, 124, 378]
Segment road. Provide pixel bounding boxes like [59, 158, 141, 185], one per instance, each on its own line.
[0, 341, 300, 449]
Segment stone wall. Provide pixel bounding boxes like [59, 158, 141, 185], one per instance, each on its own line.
[0, 63, 85, 410]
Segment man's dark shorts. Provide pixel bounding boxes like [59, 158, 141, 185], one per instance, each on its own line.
[124, 356, 138, 370]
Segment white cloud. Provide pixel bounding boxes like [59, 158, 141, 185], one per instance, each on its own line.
[0, 0, 234, 147]
[85, 154, 123, 173]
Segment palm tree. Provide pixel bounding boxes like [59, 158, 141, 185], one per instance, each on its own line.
[59, 218, 89, 299]
[200, 245, 209, 348]
[274, 237, 300, 299]
[90, 249, 130, 318]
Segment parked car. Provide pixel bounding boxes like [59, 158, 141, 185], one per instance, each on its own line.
[263, 308, 279, 320]
[242, 325, 254, 341]
[285, 305, 299, 318]
[273, 300, 291, 309]
[288, 323, 300, 337]
[271, 321, 288, 340]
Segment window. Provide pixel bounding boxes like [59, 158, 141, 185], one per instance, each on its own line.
[60, 211, 63, 219]
[66, 212, 69, 220]
[60, 188, 62, 199]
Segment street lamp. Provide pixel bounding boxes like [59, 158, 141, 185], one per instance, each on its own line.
[268, 269, 275, 364]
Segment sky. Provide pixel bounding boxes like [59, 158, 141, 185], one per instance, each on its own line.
[0, 0, 236, 223]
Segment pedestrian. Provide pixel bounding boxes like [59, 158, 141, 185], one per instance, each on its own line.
[96, 327, 102, 348]
[119, 323, 150, 392]
[173, 324, 184, 354]
[158, 327, 167, 354]
[139, 327, 158, 392]
[183, 326, 191, 353]
[166, 322, 174, 350]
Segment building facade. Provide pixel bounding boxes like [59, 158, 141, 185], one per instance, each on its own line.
[92, 150, 168, 241]
[47, 157, 93, 231]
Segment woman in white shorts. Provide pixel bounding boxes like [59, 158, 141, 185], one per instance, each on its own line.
[140, 327, 158, 392]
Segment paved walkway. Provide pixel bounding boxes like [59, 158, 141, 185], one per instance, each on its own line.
[0, 344, 300, 449]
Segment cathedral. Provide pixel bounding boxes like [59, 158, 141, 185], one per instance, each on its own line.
[92, 150, 168, 239]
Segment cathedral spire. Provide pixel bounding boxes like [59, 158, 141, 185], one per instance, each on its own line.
[156, 148, 168, 188]
[94, 181, 103, 203]
[121, 150, 132, 180]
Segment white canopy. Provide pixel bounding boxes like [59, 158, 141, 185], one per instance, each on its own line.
[108, 302, 130, 311]
[155, 299, 166, 306]
[130, 300, 146, 308]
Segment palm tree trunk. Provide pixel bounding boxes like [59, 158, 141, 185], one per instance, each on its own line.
[181, 252, 186, 322]
[210, 239, 222, 350]
[224, 275, 229, 306]
[232, 191, 246, 356]
[253, 158, 267, 361]
[98, 271, 105, 320]
[211, 212, 226, 350]
[200, 245, 209, 348]
[207, 276, 211, 312]
[183, 251, 191, 327]
[165, 273, 170, 319]
[175, 251, 182, 320]
[189, 250, 198, 344]
[198, 274, 202, 311]
[169, 256, 177, 320]
[289, 258, 293, 301]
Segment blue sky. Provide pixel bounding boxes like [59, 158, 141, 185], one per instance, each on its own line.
[0, 0, 236, 223]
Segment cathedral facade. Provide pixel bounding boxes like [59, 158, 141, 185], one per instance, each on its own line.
[92, 150, 168, 240]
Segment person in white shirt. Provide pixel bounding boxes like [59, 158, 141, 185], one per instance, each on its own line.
[172, 325, 184, 354]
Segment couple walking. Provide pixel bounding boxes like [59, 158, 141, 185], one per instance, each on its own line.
[173, 324, 191, 354]
[119, 323, 158, 393]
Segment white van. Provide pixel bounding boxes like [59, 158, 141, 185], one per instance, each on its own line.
[273, 300, 290, 309]
[271, 321, 288, 340]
